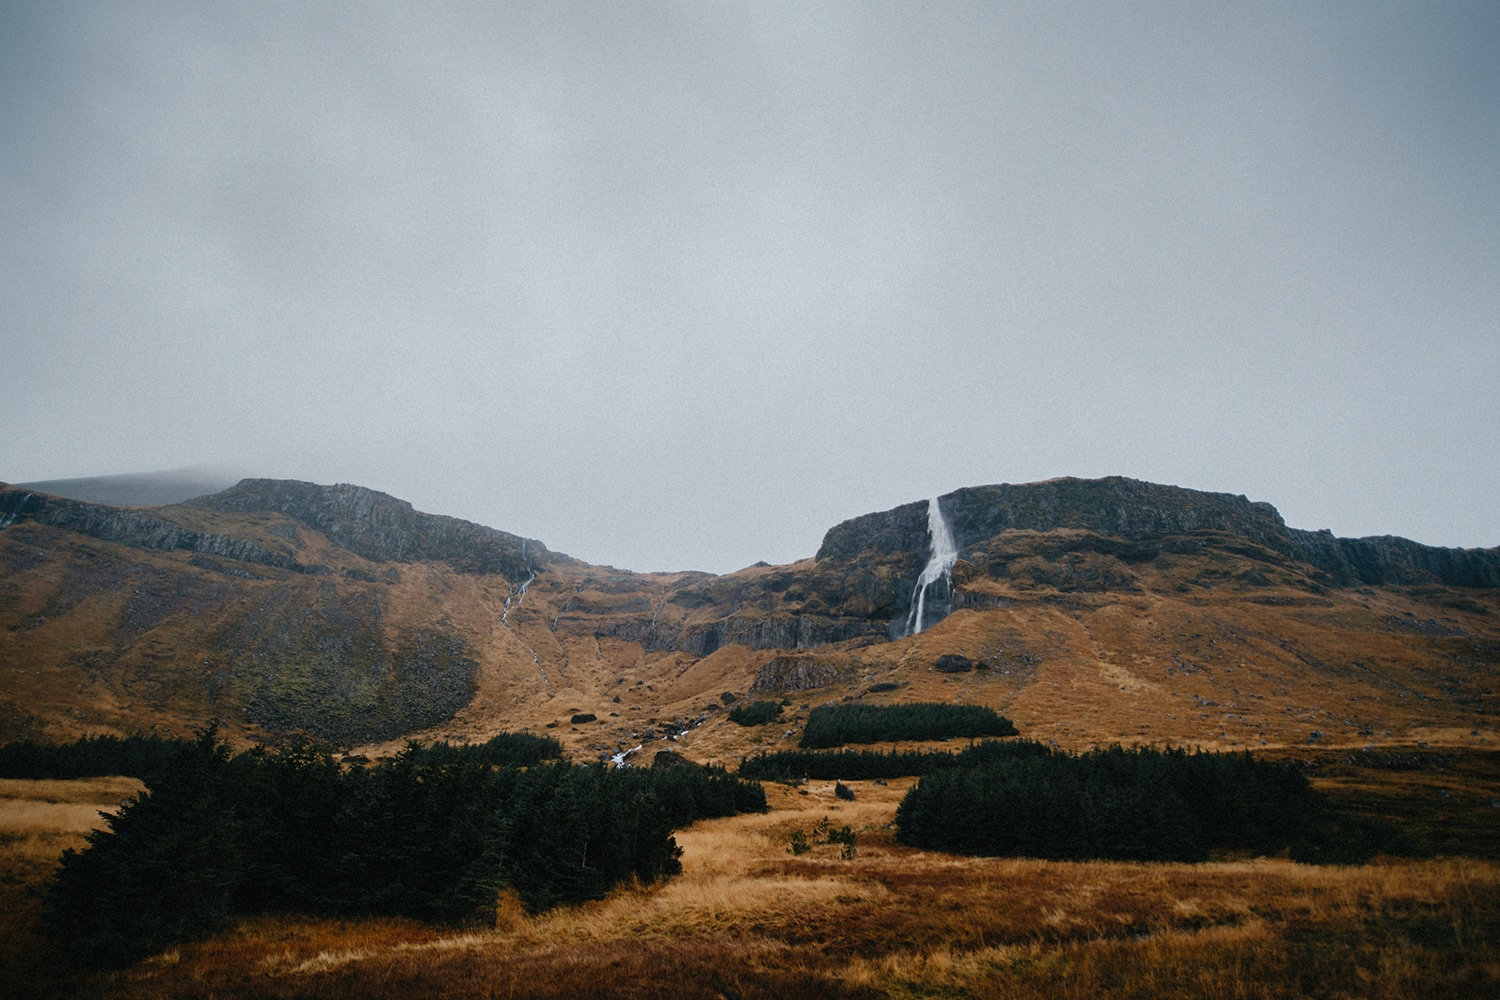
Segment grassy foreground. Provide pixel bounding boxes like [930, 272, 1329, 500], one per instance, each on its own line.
[3, 763, 1499, 999]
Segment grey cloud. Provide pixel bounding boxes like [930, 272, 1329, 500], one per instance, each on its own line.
[3, 2, 1497, 572]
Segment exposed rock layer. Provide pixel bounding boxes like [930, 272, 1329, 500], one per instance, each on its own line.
[192, 479, 550, 579]
[0, 490, 310, 573]
[818, 477, 1500, 592]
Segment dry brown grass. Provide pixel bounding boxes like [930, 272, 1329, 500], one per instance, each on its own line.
[0, 776, 141, 858]
[0, 777, 143, 1000]
[5, 771, 1497, 999]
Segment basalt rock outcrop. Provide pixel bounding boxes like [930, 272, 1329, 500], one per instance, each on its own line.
[819, 478, 1291, 562]
[816, 477, 1500, 629]
[584, 614, 886, 656]
[750, 654, 861, 694]
[191, 479, 553, 579]
[1, 479, 553, 583]
[1285, 529, 1500, 589]
[0, 488, 311, 573]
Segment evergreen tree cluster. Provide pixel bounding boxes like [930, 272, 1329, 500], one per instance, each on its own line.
[739, 738, 1050, 781]
[799, 702, 1019, 748]
[42, 730, 765, 967]
[0, 730, 564, 781]
[0, 733, 195, 784]
[417, 731, 564, 767]
[895, 742, 1323, 862]
[727, 699, 784, 726]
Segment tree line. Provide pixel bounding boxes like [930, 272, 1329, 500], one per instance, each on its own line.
[800, 702, 1018, 748]
[0, 730, 564, 781]
[35, 729, 765, 967]
[739, 738, 1050, 781]
[894, 742, 1330, 862]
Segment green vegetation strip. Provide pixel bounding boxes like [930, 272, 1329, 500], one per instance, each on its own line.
[0, 730, 564, 781]
[740, 739, 1049, 781]
[727, 699, 784, 726]
[799, 701, 1018, 748]
[895, 742, 1346, 863]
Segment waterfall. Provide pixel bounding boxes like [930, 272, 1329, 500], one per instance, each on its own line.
[498, 540, 548, 689]
[609, 744, 643, 768]
[904, 497, 958, 636]
[501, 540, 536, 626]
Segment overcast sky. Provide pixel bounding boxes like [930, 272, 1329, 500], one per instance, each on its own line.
[3, 2, 1497, 573]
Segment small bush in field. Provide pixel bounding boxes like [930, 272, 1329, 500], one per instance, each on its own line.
[787, 817, 857, 859]
[787, 829, 810, 855]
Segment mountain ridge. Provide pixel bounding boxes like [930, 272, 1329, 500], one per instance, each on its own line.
[1, 474, 1496, 760]
[818, 476, 1500, 590]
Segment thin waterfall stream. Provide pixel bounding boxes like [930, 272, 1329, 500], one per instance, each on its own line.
[904, 497, 957, 636]
[499, 541, 548, 689]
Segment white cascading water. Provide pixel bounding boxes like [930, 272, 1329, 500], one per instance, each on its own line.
[609, 744, 643, 768]
[501, 540, 535, 626]
[904, 497, 958, 636]
[499, 540, 549, 689]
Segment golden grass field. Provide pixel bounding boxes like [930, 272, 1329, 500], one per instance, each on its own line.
[3, 761, 1498, 1000]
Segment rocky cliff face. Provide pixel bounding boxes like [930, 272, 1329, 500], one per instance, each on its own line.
[191, 479, 554, 580]
[816, 476, 1500, 632]
[1286, 529, 1500, 589]
[1, 479, 560, 584]
[818, 478, 1289, 560]
[818, 477, 1499, 600]
[943, 478, 1290, 551]
[813, 479, 1285, 633]
[749, 654, 861, 693]
[0, 488, 310, 573]
[585, 614, 886, 656]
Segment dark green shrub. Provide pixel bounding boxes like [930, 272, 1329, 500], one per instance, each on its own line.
[800, 702, 1017, 748]
[728, 700, 783, 726]
[786, 818, 857, 860]
[0, 733, 195, 783]
[895, 743, 1327, 863]
[739, 740, 1048, 782]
